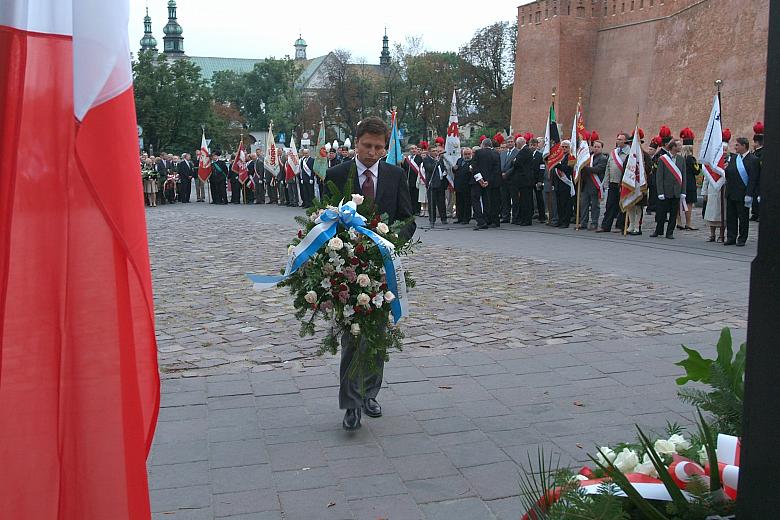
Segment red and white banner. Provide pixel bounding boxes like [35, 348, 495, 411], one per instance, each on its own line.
[619, 125, 647, 210]
[1, 1, 159, 517]
[233, 140, 249, 185]
[442, 90, 459, 188]
[198, 129, 212, 181]
[660, 153, 684, 186]
[285, 136, 301, 182]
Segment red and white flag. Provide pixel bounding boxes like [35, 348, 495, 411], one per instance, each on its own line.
[1, 1, 159, 517]
[233, 139, 249, 184]
[442, 90, 460, 188]
[198, 129, 212, 182]
[572, 102, 590, 183]
[619, 125, 647, 210]
[285, 136, 301, 182]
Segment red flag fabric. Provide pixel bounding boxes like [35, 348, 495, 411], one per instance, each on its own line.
[233, 140, 249, 184]
[198, 130, 212, 182]
[0, 2, 159, 518]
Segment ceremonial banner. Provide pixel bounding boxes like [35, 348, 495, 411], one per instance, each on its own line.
[543, 103, 564, 171]
[233, 139, 249, 185]
[572, 101, 590, 183]
[285, 136, 300, 181]
[264, 122, 280, 177]
[198, 129, 212, 181]
[699, 94, 726, 188]
[441, 90, 460, 188]
[313, 121, 327, 180]
[386, 110, 403, 166]
[1, 1, 159, 517]
[619, 125, 647, 210]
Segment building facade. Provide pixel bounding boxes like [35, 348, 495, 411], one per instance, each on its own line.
[511, 0, 768, 144]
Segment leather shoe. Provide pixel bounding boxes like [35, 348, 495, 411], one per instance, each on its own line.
[473, 225, 488, 230]
[363, 398, 382, 418]
[724, 240, 736, 246]
[666, 234, 675, 239]
[342, 408, 361, 430]
[736, 241, 746, 247]
[650, 232, 659, 238]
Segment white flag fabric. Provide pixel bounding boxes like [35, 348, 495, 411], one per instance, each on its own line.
[698, 94, 726, 188]
[264, 123, 280, 175]
[442, 90, 460, 187]
[619, 124, 647, 210]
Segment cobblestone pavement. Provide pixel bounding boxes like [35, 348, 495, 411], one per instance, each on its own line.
[147, 201, 752, 520]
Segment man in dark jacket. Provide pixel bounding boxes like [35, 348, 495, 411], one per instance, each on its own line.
[326, 116, 416, 432]
[509, 137, 535, 225]
[578, 141, 607, 229]
[426, 145, 448, 225]
[209, 151, 229, 204]
[530, 138, 547, 222]
[472, 138, 502, 228]
[299, 148, 316, 208]
[228, 154, 241, 204]
[452, 147, 473, 224]
[552, 141, 575, 228]
[724, 136, 760, 245]
[651, 139, 686, 238]
[177, 153, 194, 203]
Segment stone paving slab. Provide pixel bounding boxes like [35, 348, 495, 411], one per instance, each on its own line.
[146, 203, 750, 519]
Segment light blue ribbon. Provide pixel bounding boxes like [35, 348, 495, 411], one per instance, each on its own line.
[736, 155, 749, 187]
[247, 200, 407, 324]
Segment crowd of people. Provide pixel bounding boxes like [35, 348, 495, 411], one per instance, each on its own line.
[140, 122, 763, 246]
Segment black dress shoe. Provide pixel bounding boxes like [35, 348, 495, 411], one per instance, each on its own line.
[342, 408, 361, 430]
[724, 240, 736, 246]
[666, 234, 675, 239]
[736, 241, 746, 247]
[489, 223, 500, 228]
[650, 232, 660, 238]
[363, 398, 382, 418]
[473, 225, 488, 230]
[500, 219, 510, 224]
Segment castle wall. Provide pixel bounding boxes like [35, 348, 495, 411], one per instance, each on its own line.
[512, 0, 768, 146]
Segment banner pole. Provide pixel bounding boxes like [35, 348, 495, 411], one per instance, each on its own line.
[716, 79, 725, 242]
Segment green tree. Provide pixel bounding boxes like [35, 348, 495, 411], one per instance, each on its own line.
[132, 51, 215, 154]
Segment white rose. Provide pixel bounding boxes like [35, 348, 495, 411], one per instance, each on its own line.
[596, 447, 616, 467]
[357, 274, 371, 287]
[697, 446, 708, 466]
[372, 293, 384, 308]
[344, 306, 355, 317]
[635, 454, 658, 477]
[328, 237, 344, 251]
[653, 439, 677, 457]
[351, 194, 365, 205]
[344, 243, 354, 256]
[348, 228, 359, 241]
[350, 323, 361, 335]
[668, 434, 691, 453]
[384, 291, 396, 302]
[304, 291, 318, 304]
[613, 448, 639, 473]
[321, 279, 332, 290]
[376, 222, 389, 234]
[309, 212, 318, 222]
[357, 293, 370, 306]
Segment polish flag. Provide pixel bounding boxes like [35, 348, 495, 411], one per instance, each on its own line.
[285, 136, 300, 182]
[198, 129, 212, 182]
[1, 1, 159, 518]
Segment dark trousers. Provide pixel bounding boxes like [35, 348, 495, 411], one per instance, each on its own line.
[287, 181, 299, 206]
[470, 184, 487, 226]
[509, 184, 520, 223]
[254, 179, 266, 203]
[339, 333, 384, 410]
[178, 178, 191, 202]
[726, 198, 750, 243]
[518, 187, 534, 224]
[647, 179, 658, 213]
[268, 182, 279, 204]
[655, 197, 680, 237]
[534, 186, 546, 221]
[230, 179, 242, 203]
[455, 189, 471, 223]
[485, 186, 501, 225]
[301, 180, 313, 207]
[210, 177, 227, 203]
[600, 182, 621, 230]
[429, 187, 447, 223]
[751, 197, 760, 220]
[244, 184, 255, 203]
[278, 181, 287, 205]
[556, 188, 572, 227]
[500, 184, 512, 221]
[410, 185, 420, 215]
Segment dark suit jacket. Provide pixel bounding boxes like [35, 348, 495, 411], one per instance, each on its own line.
[427, 158, 448, 190]
[581, 153, 607, 193]
[472, 147, 502, 187]
[656, 153, 686, 198]
[421, 156, 437, 188]
[531, 150, 545, 185]
[725, 152, 760, 201]
[326, 159, 417, 241]
[552, 153, 573, 191]
[508, 145, 534, 187]
[177, 159, 195, 181]
[453, 157, 472, 191]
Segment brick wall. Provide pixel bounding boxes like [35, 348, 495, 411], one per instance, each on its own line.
[512, 0, 768, 147]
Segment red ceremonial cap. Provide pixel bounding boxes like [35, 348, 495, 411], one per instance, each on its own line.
[479, 135, 487, 143]
[753, 122, 764, 135]
[493, 133, 505, 144]
[523, 132, 534, 141]
[722, 129, 732, 143]
[419, 141, 429, 150]
[434, 136, 445, 145]
[589, 130, 600, 143]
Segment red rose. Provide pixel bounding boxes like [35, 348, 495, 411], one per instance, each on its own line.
[380, 283, 388, 291]
[297, 230, 304, 239]
[339, 283, 348, 292]
[355, 243, 365, 255]
[350, 257, 360, 265]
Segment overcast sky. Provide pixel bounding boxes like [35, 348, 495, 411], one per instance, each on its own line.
[129, 0, 523, 62]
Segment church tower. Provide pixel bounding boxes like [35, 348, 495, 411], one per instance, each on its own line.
[162, 0, 184, 57]
[379, 28, 391, 67]
[139, 7, 158, 53]
[294, 35, 307, 61]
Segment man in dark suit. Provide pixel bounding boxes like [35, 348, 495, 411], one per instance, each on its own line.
[452, 147, 473, 224]
[402, 145, 421, 215]
[472, 138, 503, 228]
[509, 137, 535, 225]
[651, 139, 686, 238]
[209, 151, 229, 204]
[425, 145, 448, 225]
[299, 148, 316, 208]
[579, 141, 607, 229]
[156, 152, 170, 205]
[326, 116, 416, 431]
[228, 154, 241, 204]
[724, 136, 760, 246]
[177, 153, 194, 203]
[500, 137, 519, 223]
[530, 138, 547, 222]
[552, 141, 575, 228]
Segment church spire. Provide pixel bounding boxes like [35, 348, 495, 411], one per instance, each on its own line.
[162, 0, 184, 57]
[139, 7, 158, 53]
[380, 28, 391, 67]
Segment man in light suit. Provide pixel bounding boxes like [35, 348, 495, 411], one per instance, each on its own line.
[326, 116, 416, 431]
